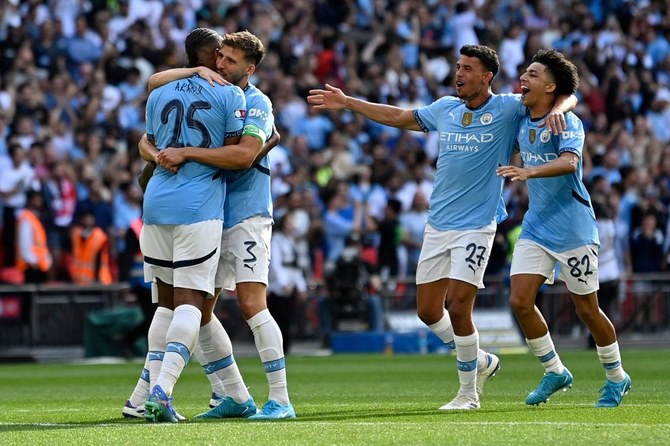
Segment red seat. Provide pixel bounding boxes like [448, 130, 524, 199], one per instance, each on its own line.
[0, 267, 25, 285]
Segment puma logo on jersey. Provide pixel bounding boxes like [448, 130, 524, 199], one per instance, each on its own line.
[244, 263, 256, 273]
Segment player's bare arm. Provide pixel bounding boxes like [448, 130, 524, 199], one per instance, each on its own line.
[157, 133, 260, 170]
[139, 133, 159, 162]
[137, 133, 158, 192]
[253, 125, 280, 163]
[307, 83, 421, 131]
[148, 66, 228, 92]
[497, 151, 578, 182]
[539, 94, 578, 135]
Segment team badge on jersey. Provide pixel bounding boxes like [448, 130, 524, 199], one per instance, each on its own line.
[480, 113, 493, 125]
[529, 129, 536, 144]
[462, 112, 473, 126]
[234, 109, 246, 119]
[540, 130, 551, 143]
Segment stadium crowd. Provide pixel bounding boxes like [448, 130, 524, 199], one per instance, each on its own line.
[0, 0, 669, 293]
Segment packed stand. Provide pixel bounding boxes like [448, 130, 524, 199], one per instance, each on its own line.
[0, 0, 668, 300]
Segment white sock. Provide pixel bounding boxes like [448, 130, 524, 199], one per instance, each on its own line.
[128, 365, 150, 407]
[454, 331, 479, 396]
[155, 304, 201, 395]
[526, 333, 565, 374]
[247, 309, 289, 405]
[147, 307, 173, 390]
[596, 341, 626, 382]
[427, 310, 456, 349]
[194, 346, 226, 397]
[198, 317, 250, 403]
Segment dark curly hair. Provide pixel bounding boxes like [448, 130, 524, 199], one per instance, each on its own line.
[531, 48, 579, 96]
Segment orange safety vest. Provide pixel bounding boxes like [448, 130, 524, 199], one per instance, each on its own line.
[15, 209, 52, 272]
[70, 226, 113, 285]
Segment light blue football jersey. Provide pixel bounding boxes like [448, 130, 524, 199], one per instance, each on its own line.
[414, 94, 526, 230]
[517, 112, 599, 251]
[223, 83, 274, 229]
[143, 77, 246, 225]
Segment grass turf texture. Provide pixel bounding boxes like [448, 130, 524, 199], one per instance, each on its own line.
[0, 349, 668, 445]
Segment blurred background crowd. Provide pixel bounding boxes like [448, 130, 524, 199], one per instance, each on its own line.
[1, 0, 670, 293]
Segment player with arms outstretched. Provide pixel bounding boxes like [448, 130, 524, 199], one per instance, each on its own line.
[308, 45, 576, 410]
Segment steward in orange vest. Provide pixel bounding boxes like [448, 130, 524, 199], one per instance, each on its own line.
[16, 190, 52, 283]
[70, 210, 113, 285]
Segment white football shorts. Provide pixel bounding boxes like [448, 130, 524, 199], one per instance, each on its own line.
[510, 238, 600, 295]
[140, 219, 222, 297]
[415, 221, 496, 289]
[215, 215, 271, 291]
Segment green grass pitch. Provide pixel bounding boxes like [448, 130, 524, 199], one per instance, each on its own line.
[0, 349, 668, 445]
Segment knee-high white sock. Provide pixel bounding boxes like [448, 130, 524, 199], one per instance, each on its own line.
[193, 346, 226, 397]
[198, 317, 250, 403]
[526, 333, 565, 374]
[247, 309, 289, 405]
[147, 307, 173, 391]
[428, 312, 490, 373]
[596, 341, 626, 382]
[155, 304, 201, 395]
[427, 310, 456, 349]
[454, 331, 479, 396]
[128, 364, 150, 407]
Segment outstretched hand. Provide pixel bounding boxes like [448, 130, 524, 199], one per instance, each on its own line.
[307, 84, 347, 110]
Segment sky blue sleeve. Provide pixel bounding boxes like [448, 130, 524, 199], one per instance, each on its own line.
[558, 114, 585, 157]
[245, 95, 274, 140]
[224, 86, 247, 139]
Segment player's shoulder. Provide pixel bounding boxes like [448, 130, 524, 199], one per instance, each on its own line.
[564, 111, 584, 128]
[490, 92, 522, 105]
[432, 95, 461, 107]
[245, 84, 273, 110]
[422, 95, 462, 115]
[218, 83, 245, 97]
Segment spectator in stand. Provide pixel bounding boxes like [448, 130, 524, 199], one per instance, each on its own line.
[589, 149, 622, 186]
[400, 190, 429, 278]
[630, 212, 664, 274]
[0, 144, 38, 266]
[267, 213, 307, 354]
[377, 198, 403, 280]
[69, 209, 113, 285]
[349, 164, 387, 223]
[16, 189, 52, 284]
[64, 14, 104, 80]
[589, 197, 622, 348]
[43, 160, 77, 280]
[291, 105, 334, 152]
